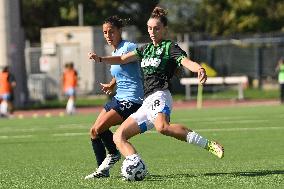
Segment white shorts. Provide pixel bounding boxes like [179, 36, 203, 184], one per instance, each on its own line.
[130, 90, 173, 133]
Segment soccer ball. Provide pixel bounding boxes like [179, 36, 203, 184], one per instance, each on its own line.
[121, 156, 147, 181]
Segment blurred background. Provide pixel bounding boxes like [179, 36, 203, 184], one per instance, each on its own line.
[1, 0, 284, 109]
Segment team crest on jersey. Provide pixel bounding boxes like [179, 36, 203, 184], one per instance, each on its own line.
[156, 47, 163, 55]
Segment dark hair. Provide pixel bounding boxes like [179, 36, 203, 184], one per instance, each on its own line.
[103, 15, 129, 29]
[2, 66, 9, 72]
[65, 62, 74, 68]
[150, 7, 168, 26]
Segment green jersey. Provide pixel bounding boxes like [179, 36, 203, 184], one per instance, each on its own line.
[134, 40, 186, 97]
[279, 64, 284, 83]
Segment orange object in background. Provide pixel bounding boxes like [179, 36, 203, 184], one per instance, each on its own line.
[63, 68, 77, 91]
[0, 72, 12, 94]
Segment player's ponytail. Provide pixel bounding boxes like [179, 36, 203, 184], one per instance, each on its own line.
[150, 7, 168, 26]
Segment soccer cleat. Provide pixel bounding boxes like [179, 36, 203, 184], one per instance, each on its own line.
[97, 153, 121, 172]
[84, 169, 110, 179]
[206, 141, 224, 158]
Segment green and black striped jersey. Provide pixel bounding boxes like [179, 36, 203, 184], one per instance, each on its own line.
[134, 40, 187, 97]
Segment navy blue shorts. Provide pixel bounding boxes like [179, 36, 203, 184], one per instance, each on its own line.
[104, 97, 142, 120]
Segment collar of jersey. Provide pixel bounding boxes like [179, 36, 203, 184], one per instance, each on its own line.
[151, 40, 168, 47]
[113, 40, 125, 53]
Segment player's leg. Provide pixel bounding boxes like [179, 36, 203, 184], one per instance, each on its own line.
[281, 83, 284, 103]
[151, 90, 224, 159]
[113, 102, 154, 169]
[92, 99, 141, 158]
[86, 99, 142, 179]
[7, 93, 14, 116]
[0, 94, 9, 117]
[154, 113, 224, 158]
[94, 100, 142, 173]
[66, 88, 76, 114]
[85, 108, 123, 179]
[113, 116, 147, 171]
[93, 109, 123, 164]
[113, 117, 141, 156]
[89, 109, 109, 168]
[0, 100, 8, 116]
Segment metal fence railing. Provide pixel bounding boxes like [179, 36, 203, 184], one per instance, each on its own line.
[24, 35, 284, 100]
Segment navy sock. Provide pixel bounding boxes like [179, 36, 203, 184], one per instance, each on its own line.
[100, 130, 119, 155]
[91, 138, 106, 167]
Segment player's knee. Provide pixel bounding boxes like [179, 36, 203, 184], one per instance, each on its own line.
[90, 126, 98, 138]
[113, 130, 125, 146]
[93, 120, 108, 134]
[155, 123, 170, 135]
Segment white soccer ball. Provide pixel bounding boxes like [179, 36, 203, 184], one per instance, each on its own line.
[121, 156, 147, 181]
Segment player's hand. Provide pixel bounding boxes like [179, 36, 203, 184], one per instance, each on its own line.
[100, 83, 115, 95]
[198, 68, 207, 85]
[88, 52, 100, 62]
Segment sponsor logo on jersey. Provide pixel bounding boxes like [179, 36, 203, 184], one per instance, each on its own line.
[141, 58, 161, 67]
[156, 47, 163, 55]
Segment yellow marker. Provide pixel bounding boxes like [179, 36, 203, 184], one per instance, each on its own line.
[32, 113, 38, 118]
[59, 112, 65, 117]
[45, 113, 51, 118]
[18, 114, 24, 119]
[201, 63, 217, 77]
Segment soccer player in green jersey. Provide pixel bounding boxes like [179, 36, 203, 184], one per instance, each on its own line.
[276, 57, 284, 103]
[89, 7, 224, 174]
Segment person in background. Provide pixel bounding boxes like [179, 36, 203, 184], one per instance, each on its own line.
[62, 62, 78, 114]
[88, 6, 224, 176]
[0, 66, 16, 117]
[276, 57, 284, 103]
[84, 15, 144, 179]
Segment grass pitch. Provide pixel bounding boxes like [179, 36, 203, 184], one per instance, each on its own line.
[0, 105, 283, 189]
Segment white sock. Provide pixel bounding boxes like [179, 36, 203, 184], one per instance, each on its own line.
[126, 154, 140, 161]
[66, 99, 75, 114]
[186, 131, 208, 148]
[0, 101, 8, 115]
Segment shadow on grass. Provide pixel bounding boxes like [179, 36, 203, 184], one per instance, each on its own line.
[204, 170, 284, 177]
[145, 174, 196, 181]
[146, 170, 284, 181]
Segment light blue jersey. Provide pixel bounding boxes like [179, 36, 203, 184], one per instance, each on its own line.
[111, 40, 143, 104]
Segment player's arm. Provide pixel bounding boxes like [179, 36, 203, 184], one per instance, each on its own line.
[8, 74, 16, 88]
[88, 51, 137, 65]
[170, 43, 207, 84]
[181, 58, 207, 84]
[100, 77, 116, 95]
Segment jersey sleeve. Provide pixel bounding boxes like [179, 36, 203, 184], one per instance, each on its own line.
[127, 42, 138, 53]
[134, 44, 147, 59]
[169, 43, 187, 66]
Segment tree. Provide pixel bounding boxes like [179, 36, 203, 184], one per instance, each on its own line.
[21, 0, 159, 43]
[159, 0, 284, 37]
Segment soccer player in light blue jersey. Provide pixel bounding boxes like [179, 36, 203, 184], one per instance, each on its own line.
[85, 16, 143, 179]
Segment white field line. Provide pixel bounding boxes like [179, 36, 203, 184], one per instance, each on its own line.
[195, 126, 283, 132]
[0, 135, 33, 139]
[52, 133, 86, 137]
[0, 126, 283, 140]
[0, 124, 89, 133]
[0, 118, 273, 133]
[178, 119, 269, 124]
